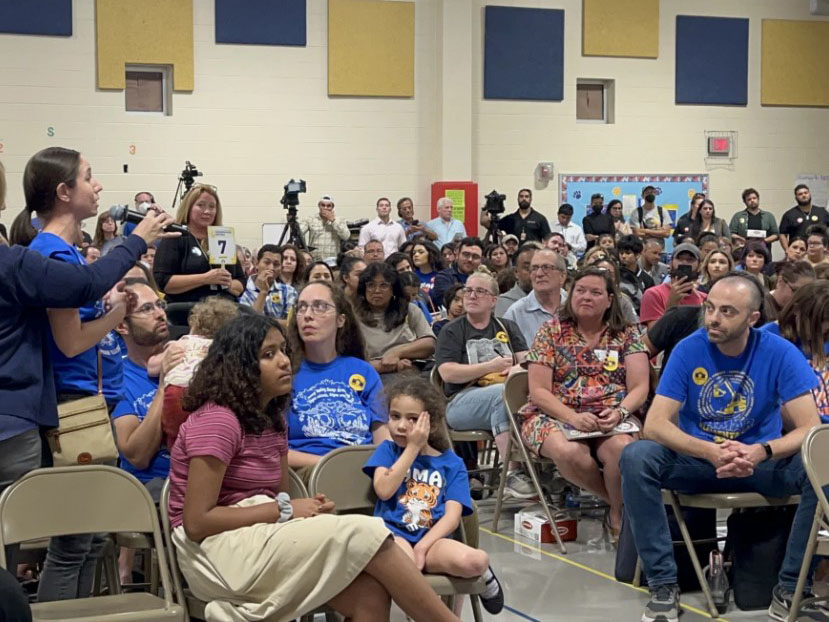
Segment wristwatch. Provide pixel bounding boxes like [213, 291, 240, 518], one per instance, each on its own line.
[761, 442, 774, 462]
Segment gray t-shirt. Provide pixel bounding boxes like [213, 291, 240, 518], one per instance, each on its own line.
[359, 303, 434, 360]
[435, 316, 528, 398]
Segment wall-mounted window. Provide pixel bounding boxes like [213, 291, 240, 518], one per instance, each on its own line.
[576, 79, 614, 124]
[125, 65, 172, 115]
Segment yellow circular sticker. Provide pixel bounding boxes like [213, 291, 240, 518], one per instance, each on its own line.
[270, 292, 282, 304]
[693, 367, 709, 386]
[349, 374, 366, 391]
[612, 186, 621, 197]
[495, 331, 508, 343]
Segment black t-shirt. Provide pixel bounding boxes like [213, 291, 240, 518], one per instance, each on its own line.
[153, 233, 245, 304]
[582, 212, 615, 245]
[779, 205, 829, 239]
[673, 211, 693, 243]
[435, 316, 528, 398]
[498, 209, 551, 243]
[646, 305, 702, 368]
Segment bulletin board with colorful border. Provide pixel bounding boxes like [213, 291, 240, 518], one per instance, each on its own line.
[559, 174, 709, 252]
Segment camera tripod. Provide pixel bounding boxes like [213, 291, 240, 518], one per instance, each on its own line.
[483, 213, 503, 247]
[278, 205, 309, 250]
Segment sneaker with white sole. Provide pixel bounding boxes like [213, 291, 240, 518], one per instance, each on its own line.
[504, 470, 536, 499]
[769, 584, 829, 622]
[643, 584, 679, 622]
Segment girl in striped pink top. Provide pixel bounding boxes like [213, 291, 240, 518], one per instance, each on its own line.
[168, 314, 460, 622]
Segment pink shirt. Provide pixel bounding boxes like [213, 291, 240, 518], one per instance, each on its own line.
[639, 283, 707, 325]
[167, 403, 287, 529]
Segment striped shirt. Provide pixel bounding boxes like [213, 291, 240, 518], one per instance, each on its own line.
[167, 403, 287, 529]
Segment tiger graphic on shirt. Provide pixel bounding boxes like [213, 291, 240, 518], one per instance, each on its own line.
[399, 479, 440, 531]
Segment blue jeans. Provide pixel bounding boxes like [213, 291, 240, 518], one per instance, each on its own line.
[36, 533, 108, 602]
[446, 384, 510, 436]
[620, 440, 820, 592]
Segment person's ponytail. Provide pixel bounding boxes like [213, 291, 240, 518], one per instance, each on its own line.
[9, 208, 37, 246]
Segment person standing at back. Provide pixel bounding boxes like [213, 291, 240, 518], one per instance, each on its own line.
[630, 185, 672, 246]
[300, 195, 351, 262]
[358, 197, 407, 258]
[780, 184, 829, 252]
[583, 193, 615, 249]
[426, 197, 467, 249]
[494, 188, 551, 244]
[729, 188, 779, 253]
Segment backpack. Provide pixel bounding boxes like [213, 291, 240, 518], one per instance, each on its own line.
[637, 205, 665, 228]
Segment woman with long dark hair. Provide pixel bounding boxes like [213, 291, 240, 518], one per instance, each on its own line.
[353, 262, 435, 378]
[279, 244, 305, 289]
[91, 211, 125, 256]
[338, 255, 366, 299]
[169, 314, 460, 622]
[691, 199, 730, 242]
[412, 240, 443, 295]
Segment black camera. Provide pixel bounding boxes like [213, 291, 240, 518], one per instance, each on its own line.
[180, 161, 202, 191]
[484, 190, 506, 215]
[281, 178, 307, 209]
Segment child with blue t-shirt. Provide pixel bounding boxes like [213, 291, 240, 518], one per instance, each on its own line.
[363, 377, 504, 615]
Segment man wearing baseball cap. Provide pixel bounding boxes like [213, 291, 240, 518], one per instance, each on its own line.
[300, 194, 351, 262]
[639, 242, 706, 329]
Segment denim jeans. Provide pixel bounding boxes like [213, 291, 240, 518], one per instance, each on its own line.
[36, 533, 108, 602]
[446, 384, 510, 436]
[620, 440, 820, 592]
[0, 428, 43, 568]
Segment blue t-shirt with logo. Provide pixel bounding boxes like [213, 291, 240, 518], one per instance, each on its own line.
[111, 358, 170, 482]
[286, 356, 387, 456]
[760, 322, 829, 423]
[29, 232, 123, 402]
[363, 440, 473, 543]
[657, 327, 818, 443]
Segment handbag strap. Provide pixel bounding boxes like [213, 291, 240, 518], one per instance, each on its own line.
[492, 317, 517, 365]
[96, 348, 103, 395]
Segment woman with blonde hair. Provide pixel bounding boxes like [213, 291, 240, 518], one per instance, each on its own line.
[154, 184, 245, 303]
[698, 249, 734, 294]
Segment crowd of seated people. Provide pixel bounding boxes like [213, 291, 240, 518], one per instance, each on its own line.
[3, 149, 829, 622]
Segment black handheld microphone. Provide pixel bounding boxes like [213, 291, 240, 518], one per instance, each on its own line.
[109, 205, 189, 234]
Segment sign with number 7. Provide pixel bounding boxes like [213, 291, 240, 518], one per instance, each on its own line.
[208, 226, 237, 266]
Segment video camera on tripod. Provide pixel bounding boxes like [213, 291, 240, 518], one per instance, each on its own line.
[482, 189, 506, 245]
[171, 161, 204, 208]
[280, 179, 306, 209]
[278, 179, 310, 250]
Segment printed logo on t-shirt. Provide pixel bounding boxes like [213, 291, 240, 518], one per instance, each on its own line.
[293, 379, 370, 444]
[495, 331, 509, 344]
[466, 337, 512, 365]
[349, 374, 366, 391]
[399, 480, 439, 531]
[697, 371, 755, 440]
[692, 367, 709, 386]
[270, 292, 282, 304]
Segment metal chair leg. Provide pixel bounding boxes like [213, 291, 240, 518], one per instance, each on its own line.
[516, 436, 567, 554]
[633, 558, 642, 587]
[789, 506, 824, 622]
[666, 492, 718, 618]
[470, 593, 483, 622]
[491, 436, 512, 532]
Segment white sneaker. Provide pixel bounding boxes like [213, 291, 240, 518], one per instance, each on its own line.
[504, 470, 537, 499]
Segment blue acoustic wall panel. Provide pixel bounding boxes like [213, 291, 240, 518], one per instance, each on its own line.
[215, 0, 306, 46]
[0, 0, 71, 36]
[484, 5, 564, 101]
[676, 15, 748, 105]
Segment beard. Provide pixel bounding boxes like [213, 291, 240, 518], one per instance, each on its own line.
[704, 319, 747, 345]
[797, 197, 811, 206]
[518, 201, 530, 210]
[128, 320, 169, 347]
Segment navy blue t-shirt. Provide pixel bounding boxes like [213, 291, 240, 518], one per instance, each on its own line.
[363, 440, 473, 543]
[657, 327, 817, 443]
[29, 232, 122, 401]
[111, 358, 170, 482]
[286, 356, 387, 456]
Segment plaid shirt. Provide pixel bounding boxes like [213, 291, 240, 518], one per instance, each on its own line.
[300, 214, 350, 260]
[239, 277, 297, 319]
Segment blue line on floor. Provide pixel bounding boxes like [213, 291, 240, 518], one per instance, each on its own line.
[503, 604, 541, 622]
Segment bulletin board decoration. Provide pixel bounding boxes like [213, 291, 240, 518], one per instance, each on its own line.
[430, 181, 479, 237]
[560, 174, 709, 252]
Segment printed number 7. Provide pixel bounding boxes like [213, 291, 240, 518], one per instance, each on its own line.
[218, 240, 227, 253]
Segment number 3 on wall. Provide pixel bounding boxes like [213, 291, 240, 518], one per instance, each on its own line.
[129, 145, 136, 155]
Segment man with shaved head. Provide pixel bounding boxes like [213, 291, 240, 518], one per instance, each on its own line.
[620, 273, 824, 622]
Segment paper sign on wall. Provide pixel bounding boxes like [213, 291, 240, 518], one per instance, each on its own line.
[208, 226, 237, 265]
[445, 189, 466, 221]
[795, 174, 829, 208]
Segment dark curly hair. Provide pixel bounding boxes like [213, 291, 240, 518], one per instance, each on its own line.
[385, 376, 450, 452]
[354, 262, 409, 331]
[182, 314, 290, 435]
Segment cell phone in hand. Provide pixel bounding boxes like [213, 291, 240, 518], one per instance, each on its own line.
[674, 264, 695, 282]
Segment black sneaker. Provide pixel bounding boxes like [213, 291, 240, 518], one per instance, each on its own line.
[480, 566, 504, 615]
[643, 584, 679, 622]
[769, 584, 829, 622]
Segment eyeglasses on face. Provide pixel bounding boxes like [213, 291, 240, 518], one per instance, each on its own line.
[132, 299, 168, 315]
[296, 300, 336, 315]
[462, 287, 494, 298]
[530, 264, 562, 274]
[460, 251, 482, 261]
[366, 282, 392, 292]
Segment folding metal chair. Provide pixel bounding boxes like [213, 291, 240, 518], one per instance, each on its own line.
[0, 466, 184, 622]
[308, 444, 487, 622]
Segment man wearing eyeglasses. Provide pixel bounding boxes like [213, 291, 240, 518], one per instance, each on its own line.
[430, 236, 484, 309]
[502, 250, 568, 346]
[111, 279, 180, 504]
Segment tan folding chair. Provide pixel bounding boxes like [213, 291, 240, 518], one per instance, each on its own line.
[159, 469, 316, 622]
[491, 369, 568, 553]
[0, 465, 183, 622]
[632, 490, 801, 618]
[789, 424, 829, 622]
[308, 444, 487, 622]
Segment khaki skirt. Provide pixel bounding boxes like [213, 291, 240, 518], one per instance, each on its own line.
[173, 495, 390, 622]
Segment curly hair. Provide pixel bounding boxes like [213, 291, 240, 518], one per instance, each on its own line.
[385, 251, 414, 273]
[354, 262, 409, 331]
[182, 314, 290, 434]
[778, 280, 829, 369]
[188, 297, 241, 338]
[287, 280, 366, 366]
[411, 240, 443, 273]
[385, 376, 451, 452]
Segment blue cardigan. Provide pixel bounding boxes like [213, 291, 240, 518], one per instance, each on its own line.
[0, 236, 146, 441]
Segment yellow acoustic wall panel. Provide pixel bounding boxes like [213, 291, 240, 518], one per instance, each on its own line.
[328, 0, 414, 97]
[762, 19, 829, 107]
[96, 0, 194, 91]
[582, 0, 658, 58]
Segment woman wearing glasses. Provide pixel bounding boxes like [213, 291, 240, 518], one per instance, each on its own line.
[285, 281, 390, 479]
[353, 263, 435, 382]
[517, 267, 649, 540]
[154, 184, 245, 303]
[434, 267, 535, 498]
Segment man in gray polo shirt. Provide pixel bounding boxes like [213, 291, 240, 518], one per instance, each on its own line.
[503, 249, 567, 345]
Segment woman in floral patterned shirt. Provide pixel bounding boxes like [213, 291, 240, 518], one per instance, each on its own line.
[519, 267, 649, 538]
